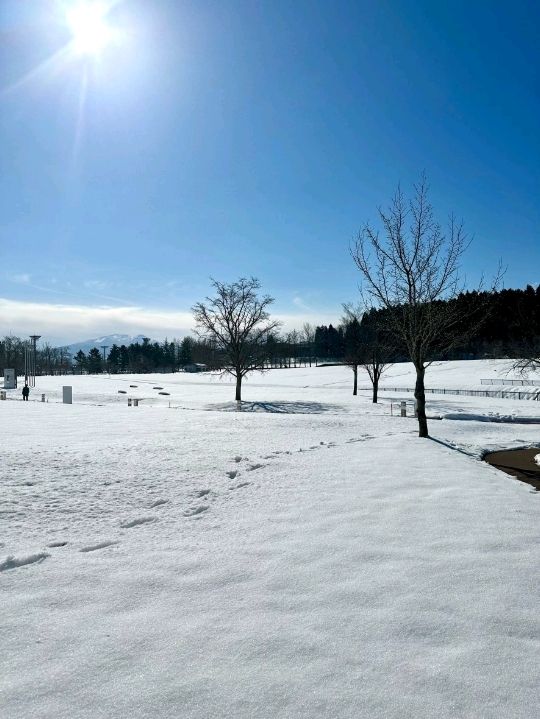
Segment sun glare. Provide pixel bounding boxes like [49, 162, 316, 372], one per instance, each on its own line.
[67, 3, 114, 56]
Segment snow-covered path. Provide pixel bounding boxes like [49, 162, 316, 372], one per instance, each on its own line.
[2, 364, 539, 718]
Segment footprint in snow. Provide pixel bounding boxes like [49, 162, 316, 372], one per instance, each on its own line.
[227, 470, 238, 479]
[80, 540, 119, 553]
[196, 489, 211, 498]
[0, 553, 49, 571]
[120, 516, 156, 529]
[233, 456, 243, 463]
[149, 498, 168, 508]
[229, 481, 251, 490]
[48, 541, 68, 548]
[246, 463, 264, 472]
[183, 505, 209, 517]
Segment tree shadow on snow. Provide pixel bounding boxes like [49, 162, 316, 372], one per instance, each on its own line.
[208, 400, 343, 415]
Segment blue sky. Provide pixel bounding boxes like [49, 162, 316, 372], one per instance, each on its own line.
[1, 0, 538, 344]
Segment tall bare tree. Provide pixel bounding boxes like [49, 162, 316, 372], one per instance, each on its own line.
[342, 304, 393, 400]
[360, 316, 395, 403]
[513, 352, 540, 374]
[351, 176, 490, 436]
[192, 277, 280, 401]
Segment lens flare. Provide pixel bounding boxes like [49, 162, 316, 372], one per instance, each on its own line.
[67, 3, 114, 56]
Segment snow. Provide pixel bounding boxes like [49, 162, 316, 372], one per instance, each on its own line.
[1, 361, 539, 718]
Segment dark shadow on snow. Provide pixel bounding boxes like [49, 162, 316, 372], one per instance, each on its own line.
[209, 400, 343, 415]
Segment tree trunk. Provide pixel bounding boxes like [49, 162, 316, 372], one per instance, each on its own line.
[414, 364, 428, 437]
[235, 374, 242, 401]
[372, 378, 378, 403]
[353, 365, 358, 395]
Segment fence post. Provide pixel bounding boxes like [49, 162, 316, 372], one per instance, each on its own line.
[400, 401, 407, 417]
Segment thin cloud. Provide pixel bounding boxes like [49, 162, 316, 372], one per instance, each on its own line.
[11, 273, 31, 284]
[0, 298, 338, 345]
[0, 298, 194, 344]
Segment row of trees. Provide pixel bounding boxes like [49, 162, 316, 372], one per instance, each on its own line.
[314, 285, 540, 363]
[3, 178, 538, 435]
[5, 279, 533, 378]
[0, 337, 72, 377]
[190, 178, 538, 437]
[5, 280, 538, 381]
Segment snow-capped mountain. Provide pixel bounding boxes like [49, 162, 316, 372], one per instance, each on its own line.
[63, 334, 150, 355]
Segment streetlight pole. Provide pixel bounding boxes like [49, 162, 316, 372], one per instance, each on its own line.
[28, 335, 41, 387]
[101, 345, 109, 375]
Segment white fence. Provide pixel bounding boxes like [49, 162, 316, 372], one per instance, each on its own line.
[380, 386, 540, 401]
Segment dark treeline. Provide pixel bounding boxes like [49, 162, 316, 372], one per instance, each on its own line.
[1, 285, 539, 375]
[77, 333, 321, 374]
[0, 337, 71, 376]
[315, 285, 540, 363]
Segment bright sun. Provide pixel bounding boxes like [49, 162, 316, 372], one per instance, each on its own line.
[67, 3, 114, 56]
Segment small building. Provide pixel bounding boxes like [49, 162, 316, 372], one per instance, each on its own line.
[3, 369, 17, 389]
[183, 363, 207, 373]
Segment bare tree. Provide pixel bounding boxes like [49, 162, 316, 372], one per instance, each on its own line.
[301, 322, 315, 346]
[301, 322, 316, 366]
[342, 304, 393, 400]
[351, 176, 491, 436]
[513, 353, 540, 374]
[192, 277, 280, 401]
[511, 297, 540, 374]
[360, 321, 394, 403]
[342, 304, 364, 396]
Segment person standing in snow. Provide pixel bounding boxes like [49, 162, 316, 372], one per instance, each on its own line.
[22, 384, 30, 401]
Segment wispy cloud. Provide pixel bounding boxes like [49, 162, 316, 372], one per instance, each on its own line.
[0, 298, 339, 345]
[292, 295, 312, 311]
[83, 280, 108, 291]
[0, 298, 194, 344]
[11, 273, 31, 284]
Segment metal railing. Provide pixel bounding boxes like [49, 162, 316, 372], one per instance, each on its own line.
[480, 378, 538, 386]
[379, 386, 540, 401]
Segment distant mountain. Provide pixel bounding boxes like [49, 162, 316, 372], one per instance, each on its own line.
[63, 334, 150, 356]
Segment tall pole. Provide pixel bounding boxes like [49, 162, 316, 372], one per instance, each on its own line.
[101, 346, 109, 374]
[29, 335, 41, 387]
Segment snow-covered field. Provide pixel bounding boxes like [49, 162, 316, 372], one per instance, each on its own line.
[2, 361, 539, 718]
